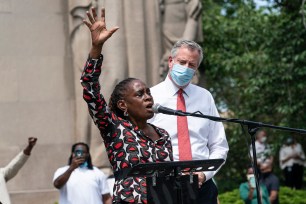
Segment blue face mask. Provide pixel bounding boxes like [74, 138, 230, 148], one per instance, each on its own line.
[170, 64, 195, 87]
[80, 161, 88, 168]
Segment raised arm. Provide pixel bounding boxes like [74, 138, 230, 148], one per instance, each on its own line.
[23, 137, 37, 155]
[3, 137, 37, 181]
[80, 8, 119, 137]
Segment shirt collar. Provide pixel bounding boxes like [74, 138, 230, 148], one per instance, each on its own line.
[164, 75, 191, 98]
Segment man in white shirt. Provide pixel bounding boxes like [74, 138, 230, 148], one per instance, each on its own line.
[0, 137, 37, 204]
[149, 39, 229, 204]
[53, 142, 111, 204]
[279, 136, 305, 189]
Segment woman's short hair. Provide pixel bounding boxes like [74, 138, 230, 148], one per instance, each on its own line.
[108, 78, 138, 119]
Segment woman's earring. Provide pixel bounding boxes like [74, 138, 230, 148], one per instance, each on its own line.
[124, 110, 129, 117]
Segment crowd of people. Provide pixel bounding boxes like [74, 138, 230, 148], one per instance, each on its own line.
[1, 6, 305, 204]
[240, 129, 305, 204]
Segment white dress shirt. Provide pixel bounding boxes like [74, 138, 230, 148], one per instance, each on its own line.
[148, 76, 229, 181]
[279, 143, 305, 169]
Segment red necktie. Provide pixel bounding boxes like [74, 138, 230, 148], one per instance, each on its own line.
[177, 89, 192, 160]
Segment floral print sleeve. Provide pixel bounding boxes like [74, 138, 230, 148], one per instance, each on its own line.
[80, 55, 112, 139]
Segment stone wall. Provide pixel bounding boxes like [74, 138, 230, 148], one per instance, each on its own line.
[0, 0, 74, 203]
[0, 0, 202, 203]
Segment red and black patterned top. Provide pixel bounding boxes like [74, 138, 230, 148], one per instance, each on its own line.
[80, 55, 173, 204]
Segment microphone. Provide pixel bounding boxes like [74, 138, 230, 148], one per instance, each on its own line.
[152, 103, 185, 116]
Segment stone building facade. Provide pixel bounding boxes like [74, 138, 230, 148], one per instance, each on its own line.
[0, 0, 202, 203]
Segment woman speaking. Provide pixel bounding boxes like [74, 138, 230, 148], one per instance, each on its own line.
[81, 7, 173, 204]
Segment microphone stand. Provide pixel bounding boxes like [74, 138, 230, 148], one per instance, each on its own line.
[173, 110, 306, 204]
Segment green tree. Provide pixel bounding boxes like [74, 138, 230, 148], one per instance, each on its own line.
[200, 0, 306, 192]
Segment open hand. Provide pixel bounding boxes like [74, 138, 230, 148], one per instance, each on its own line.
[83, 7, 119, 48]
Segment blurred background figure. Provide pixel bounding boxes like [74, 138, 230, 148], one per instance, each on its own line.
[0, 137, 37, 204]
[250, 129, 273, 174]
[279, 136, 305, 189]
[53, 142, 111, 204]
[239, 165, 270, 204]
[250, 129, 279, 204]
[259, 162, 279, 204]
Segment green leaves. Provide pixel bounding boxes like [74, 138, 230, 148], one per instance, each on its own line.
[202, 0, 306, 130]
[201, 0, 306, 192]
[218, 187, 306, 203]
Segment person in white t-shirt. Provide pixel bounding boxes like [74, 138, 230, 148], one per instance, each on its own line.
[53, 142, 111, 204]
[279, 136, 305, 189]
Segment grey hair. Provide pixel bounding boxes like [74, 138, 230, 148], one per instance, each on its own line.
[170, 40, 203, 67]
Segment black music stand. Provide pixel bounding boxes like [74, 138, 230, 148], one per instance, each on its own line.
[124, 159, 225, 204]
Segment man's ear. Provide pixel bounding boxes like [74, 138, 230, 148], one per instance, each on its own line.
[117, 99, 127, 112]
[168, 56, 173, 68]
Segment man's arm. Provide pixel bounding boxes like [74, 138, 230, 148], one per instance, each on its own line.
[281, 154, 294, 164]
[98, 169, 112, 204]
[53, 157, 85, 189]
[269, 175, 279, 204]
[3, 137, 37, 181]
[23, 137, 37, 156]
[53, 166, 74, 189]
[102, 193, 112, 204]
[295, 143, 306, 161]
[269, 190, 278, 203]
[204, 97, 229, 181]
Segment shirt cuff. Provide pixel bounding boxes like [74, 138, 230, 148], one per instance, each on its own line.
[22, 151, 30, 158]
[87, 54, 103, 66]
[203, 171, 214, 182]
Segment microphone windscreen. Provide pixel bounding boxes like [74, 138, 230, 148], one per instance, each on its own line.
[152, 103, 160, 113]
